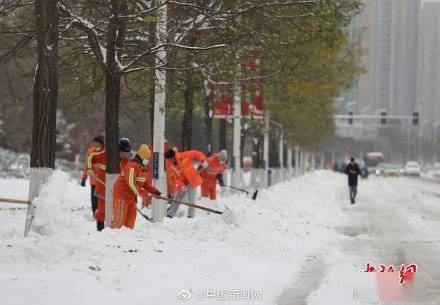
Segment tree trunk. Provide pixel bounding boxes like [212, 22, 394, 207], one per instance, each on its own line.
[149, 92, 154, 143]
[181, 79, 194, 150]
[203, 81, 213, 156]
[30, 0, 59, 169]
[104, 0, 128, 227]
[219, 119, 226, 150]
[105, 0, 125, 174]
[252, 136, 260, 168]
[25, 0, 59, 237]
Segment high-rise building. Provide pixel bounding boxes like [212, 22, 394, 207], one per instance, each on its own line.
[356, 0, 393, 114]
[341, 0, 421, 133]
[389, 0, 420, 119]
[417, 1, 440, 140]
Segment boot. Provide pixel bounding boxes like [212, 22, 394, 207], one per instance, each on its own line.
[97, 221, 104, 231]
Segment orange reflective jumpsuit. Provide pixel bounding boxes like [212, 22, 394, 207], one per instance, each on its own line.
[174, 150, 206, 188]
[111, 160, 159, 229]
[82, 145, 97, 186]
[200, 154, 227, 200]
[119, 156, 129, 173]
[140, 145, 154, 208]
[87, 149, 106, 223]
[165, 159, 178, 196]
[166, 150, 206, 218]
[143, 143, 175, 204]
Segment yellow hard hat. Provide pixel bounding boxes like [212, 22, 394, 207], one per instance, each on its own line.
[138, 144, 151, 161]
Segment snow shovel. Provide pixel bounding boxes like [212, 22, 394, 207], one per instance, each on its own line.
[222, 185, 259, 200]
[136, 207, 154, 223]
[151, 194, 223, 214]
[0, 197, 31, 205]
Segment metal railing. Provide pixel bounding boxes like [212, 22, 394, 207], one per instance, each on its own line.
[222, 167, 301, 195]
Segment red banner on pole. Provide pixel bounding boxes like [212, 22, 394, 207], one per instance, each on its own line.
[211, 84, 234, 118]
[211, 58, 264, 119]
[242, 58, 264, 119]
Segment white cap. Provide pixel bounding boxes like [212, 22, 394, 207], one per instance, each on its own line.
[217, 149, 228, 161]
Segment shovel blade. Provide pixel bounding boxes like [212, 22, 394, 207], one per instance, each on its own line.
[252, 190, 259, 200]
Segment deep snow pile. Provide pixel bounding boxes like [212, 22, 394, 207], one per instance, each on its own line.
[0, 170, 350, 305]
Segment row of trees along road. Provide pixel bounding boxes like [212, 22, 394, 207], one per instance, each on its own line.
[0, 0, 363, 233]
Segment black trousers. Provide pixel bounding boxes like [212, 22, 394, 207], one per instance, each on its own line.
[91, 185, 103, 231]
[90, 185, 98, 214]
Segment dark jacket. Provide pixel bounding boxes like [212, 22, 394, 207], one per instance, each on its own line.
[344, 163, 361, 186]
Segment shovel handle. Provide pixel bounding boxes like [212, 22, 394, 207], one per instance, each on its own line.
[151, 194, 223, 214]
[0, 197, 30, 205]
[222, 185, 249, 194]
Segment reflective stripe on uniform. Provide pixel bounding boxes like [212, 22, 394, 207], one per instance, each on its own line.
[93, 164, 106, 170]
[87, 153, 94, 169]
[117, 199, 123, 228]
[136, 177, 146, 183]
[129, 168, 141, 196]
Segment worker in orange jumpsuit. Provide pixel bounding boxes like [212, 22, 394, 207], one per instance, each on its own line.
[80, 137, 102, 216]
[141, 141, 176, 207]
[86, 135, 106, 231]
[165, 144, 180, 197]
[200, 150, 228, 200]
[111, 144, 161, 229]
[165, 149, 206, 218]
[118, 137, 132, 172]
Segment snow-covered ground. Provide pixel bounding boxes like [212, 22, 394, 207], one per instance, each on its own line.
[1, 171, 439, 305]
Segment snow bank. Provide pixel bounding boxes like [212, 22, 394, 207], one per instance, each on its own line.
[0, 170, 349, 305]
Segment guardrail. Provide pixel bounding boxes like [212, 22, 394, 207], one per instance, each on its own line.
[222, 168, 302, 195]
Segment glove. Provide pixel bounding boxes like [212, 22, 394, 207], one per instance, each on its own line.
[202, 161, 209, 169]
[80, 179, 86, 187]
[217, 174, 224, 186]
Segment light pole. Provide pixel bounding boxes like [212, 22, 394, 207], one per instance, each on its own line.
[232, 61, 242, 187]
[152, 2, 168, 222]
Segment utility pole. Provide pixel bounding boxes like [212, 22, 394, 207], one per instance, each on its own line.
[232, 61, 242, 187]
[152, 2, 167, 222]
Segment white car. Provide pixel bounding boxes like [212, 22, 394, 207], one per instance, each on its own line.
[404, 161, 421, 177]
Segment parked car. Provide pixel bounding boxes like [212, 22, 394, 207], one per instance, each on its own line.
[426, 168, 440, 180]
[382, 164, 402, 177]
[404, 161, 421, 177]
[374, 163, 387, 176]
[360, 167, 369, 179]
[333, 162, 346, 173]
